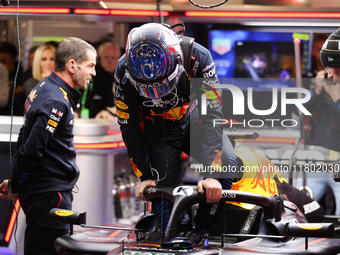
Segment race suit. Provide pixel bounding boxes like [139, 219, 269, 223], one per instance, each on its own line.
[115, 42, 237, 233]
[10, 71, 81, 254]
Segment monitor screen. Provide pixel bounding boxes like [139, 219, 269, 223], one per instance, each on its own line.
[209, 30, 310, 91]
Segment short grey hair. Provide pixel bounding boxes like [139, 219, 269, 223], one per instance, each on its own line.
[54, 37, 96, 72]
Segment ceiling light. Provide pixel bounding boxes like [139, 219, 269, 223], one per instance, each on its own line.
[99, 1, 108, 9]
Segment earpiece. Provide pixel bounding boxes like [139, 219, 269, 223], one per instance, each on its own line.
[72, 65, 75, 69]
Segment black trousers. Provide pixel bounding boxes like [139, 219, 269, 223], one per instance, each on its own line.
[21, 191, 72, 255]
[144, 118, 237, 233]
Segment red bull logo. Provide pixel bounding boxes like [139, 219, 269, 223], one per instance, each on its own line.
[130, 158, 142, 178]
[59, 87, 69, 102]
[150, 102, 190, 121]
[211, 149, 223, 172]
[28, 89, 37, 103]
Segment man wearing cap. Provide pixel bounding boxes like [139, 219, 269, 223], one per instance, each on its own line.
[301, 28, 340, 215]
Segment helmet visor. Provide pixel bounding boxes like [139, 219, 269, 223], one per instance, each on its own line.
[125, 64, 185, 100]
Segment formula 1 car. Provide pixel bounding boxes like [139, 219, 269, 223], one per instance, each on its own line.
[49, 132, 340, 255]
[50, 182, 340, 255]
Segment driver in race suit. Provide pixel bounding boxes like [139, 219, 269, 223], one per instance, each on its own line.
[114, 23, 237, 245]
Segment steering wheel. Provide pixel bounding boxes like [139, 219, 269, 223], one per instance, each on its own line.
[143, 186, 280, 241]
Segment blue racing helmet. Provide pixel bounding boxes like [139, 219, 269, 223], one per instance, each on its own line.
[125, 23, 185, 100]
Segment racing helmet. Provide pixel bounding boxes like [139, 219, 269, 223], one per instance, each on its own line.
[125, 23, 185, 100]
[320, 28, 340, 67]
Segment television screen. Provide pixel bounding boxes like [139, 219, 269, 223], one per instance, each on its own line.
[209, 30, 311, 91]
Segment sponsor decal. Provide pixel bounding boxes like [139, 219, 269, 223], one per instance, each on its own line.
[202, 66, 217, 79]
[115, 100, 129, 110]
[200, 84, 222, 112]
[137, 231, 146, 240]
[222, 192, 236, 199]
[118, 118, 128, 125]
[212, 38, 231, 55]
[303, 201, 321, 214]
[283, 200, 297, 211]
[24, 100, 31, 112]
[146, 187, 157, 194]
[210, 202, 218, 215]
[297, 224, 322, 230]
[202, 62, 215, 73]
[59, 87, 69, 102]
[46, 125, 55, 133]
[55, 210, 74, 217]
[115, 90, 124, 100]
[28, 89, 37, 103]
[282, 218, 299, 225]
[50, 114, 61, 122]
[48, 119, 58, 128]
[117, 109, 129, 119]
[52, 108, 63, 117]
[173, 186, 193, 196]
[211, 149, 222, 172]
[114, 75, 120, 83]
[130, 158, 142, 177]
[142, 89, 179, 109]
[192, 60, 199, 77]
[150, 102, 189, 121]
[205, 89, 221, 100]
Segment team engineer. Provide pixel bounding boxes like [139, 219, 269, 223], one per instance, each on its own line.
[0, 37, 96, 255]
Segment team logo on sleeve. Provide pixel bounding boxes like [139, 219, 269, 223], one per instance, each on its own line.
[48, 119, 58, 127]
[117, 109, 129, 119]
[130, 158, 142, 178]
[52, 108, 63, 117]
[46, 125, 55, 133]
[115, 100, 129, 110]
[28, 90, 37, 102]
[211, 149, 223, 172]
[59, 87, 69, 102]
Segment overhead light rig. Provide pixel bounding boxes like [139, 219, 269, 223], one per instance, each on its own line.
[0, 6, 340, 21]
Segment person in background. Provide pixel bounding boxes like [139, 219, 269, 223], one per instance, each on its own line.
[23, 44, 56, 97]
[300, 28, 340, 215]
[302, 33, 329, 144]
[23, 45, 38, 82]
[309, 33, 330, 79]
[0, 37, 96, 255]
[45, 40, 60, 49]
[0, 42, 26, 115]
[115, 23, 237, 246]
[77, 41, 119, 120]
[0, 62, 9, 108]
